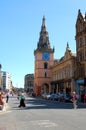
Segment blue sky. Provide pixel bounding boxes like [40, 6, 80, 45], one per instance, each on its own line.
[0, 0, 86, 88]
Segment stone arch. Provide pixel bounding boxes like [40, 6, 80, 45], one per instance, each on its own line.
[41, 83, 49, 94]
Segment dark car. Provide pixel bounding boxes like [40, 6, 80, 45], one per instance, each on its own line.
[63, 94, 73, 103]
[58, 93, 73, 103]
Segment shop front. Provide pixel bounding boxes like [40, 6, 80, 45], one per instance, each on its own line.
[76, 79, 86, 102]
[51, 79, 73, 95]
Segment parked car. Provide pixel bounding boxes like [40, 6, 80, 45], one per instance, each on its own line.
[41, 93, 46, 99]
[64, 95, 73, 103]
[50, 93, 59, 101]
[45, 93, 51, 100]
[58, 93, 73, 103]
[42, 93, 51, 100]
[58, 93, 65, 101]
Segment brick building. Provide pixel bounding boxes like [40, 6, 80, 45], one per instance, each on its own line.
[34, 16, 54, 95]
[24, 74, 34, 92]
[50, 43, 76, 94]
[33, 9, 86, 98]
[75, 9, 86, 97]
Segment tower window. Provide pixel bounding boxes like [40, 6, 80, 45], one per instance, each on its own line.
[44, 72, 47, 78]
[44, 62, 48, 69]
[80, 37, 83, 47]
[85, 36, 86, 44]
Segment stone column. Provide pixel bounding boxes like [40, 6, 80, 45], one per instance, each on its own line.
[56, 84, 58, 93]
[71, 78, 76, 92]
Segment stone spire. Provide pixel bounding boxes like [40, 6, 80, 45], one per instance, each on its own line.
[66, 42, 71, 52]
[85, 12, 86, 20]
[67, 42, 69, 50]
[0, 64, 2, 70]
[77, 9, 83, 21]
[41, 16, 46, 31]
[37, 16, 50, 50]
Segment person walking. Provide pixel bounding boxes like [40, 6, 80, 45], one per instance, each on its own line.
[84, 94, 86, 104]
[18, 92, 26, 107]
[0, 92, 5, 110]
[72, 91, 77, 109]
[6, 91, 10, 103]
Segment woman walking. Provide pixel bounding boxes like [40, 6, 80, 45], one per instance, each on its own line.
[18, 92, 26, 107]
[72, 91, 77, 109]
[6, 91, 10, 103]
[0, 92, 5, 110]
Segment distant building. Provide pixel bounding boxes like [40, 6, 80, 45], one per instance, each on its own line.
[24, 74, 34, 92]
[1, 71, 12, 91]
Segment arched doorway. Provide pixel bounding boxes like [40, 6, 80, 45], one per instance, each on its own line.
[41, 83, 49, 94]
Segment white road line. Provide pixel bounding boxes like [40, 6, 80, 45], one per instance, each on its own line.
[30, 120, 58, 128]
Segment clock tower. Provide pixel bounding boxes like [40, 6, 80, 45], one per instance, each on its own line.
[34, 16, 54, 95]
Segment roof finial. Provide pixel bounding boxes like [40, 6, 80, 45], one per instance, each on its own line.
[67, 42, 69, 48]
[78, 9, 80, 13]
[66, 42, 70, 51]
[85, 12, 86, 20]
[42, 16, 46, 27]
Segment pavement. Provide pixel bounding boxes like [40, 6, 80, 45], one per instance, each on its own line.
[0, 98, 11, 115]
[0, 95, 86, 130]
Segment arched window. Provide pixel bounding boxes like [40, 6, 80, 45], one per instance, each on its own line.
[44, 62, 48, 69]
[44, 72, 47, 78]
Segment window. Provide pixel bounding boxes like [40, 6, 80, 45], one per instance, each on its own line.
[44, 62, 48, 69]
[80, 37, 83, 47]
[85, 49, 86, 58]
[85, 36, 86, 44]
[44, 72, 47, 78]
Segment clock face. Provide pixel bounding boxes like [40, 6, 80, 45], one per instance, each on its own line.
[42, 53, 50, 60]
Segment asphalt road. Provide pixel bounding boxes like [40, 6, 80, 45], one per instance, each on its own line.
[0, 95, 86, 130]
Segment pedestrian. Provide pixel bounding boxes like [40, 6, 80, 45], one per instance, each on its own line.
[72, 91, 77, 109]
[0, 92, 5, 110]
[6, 91, 10, 103]
[84, 94, 86, 104]
[18, 92, 26, 107]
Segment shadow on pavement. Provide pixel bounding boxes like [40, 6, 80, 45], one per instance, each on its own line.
[11, 97, 86, 110]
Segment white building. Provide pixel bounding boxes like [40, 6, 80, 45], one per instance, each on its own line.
[1, 71, 11, 91]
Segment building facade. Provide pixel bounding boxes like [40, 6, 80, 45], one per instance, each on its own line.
[75, 9, 86, 97]
[50, 43, 76, 94]
[32, 9, 86, 99]
[24, 74, 34, 92]
[0, 64, 2, 88]
[1, 71, 12, 91]
[34, 16, 54, 95]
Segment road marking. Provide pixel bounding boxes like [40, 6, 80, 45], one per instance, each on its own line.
[30, 120, 58, 128]
[0, 110, 11, 115]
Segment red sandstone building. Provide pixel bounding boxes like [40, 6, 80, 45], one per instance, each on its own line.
[33, 9, 86, 98]
[34, 16, 54, 95]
